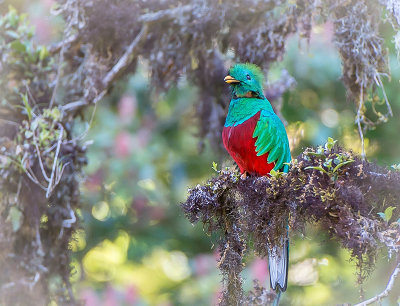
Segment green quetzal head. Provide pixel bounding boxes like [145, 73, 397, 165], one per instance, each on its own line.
[224, 63, 265, 99]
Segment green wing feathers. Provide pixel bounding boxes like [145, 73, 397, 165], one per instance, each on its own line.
[253, 110, 291, 172]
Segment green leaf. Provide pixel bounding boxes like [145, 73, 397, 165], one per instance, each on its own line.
[212, 161, 218, 172]
[323, 158, 333, 170]
[384, 207, 396, 222]
[391, 163, 400, 171]
[39, 46, 49, 61]
[304, 166, 329, 175]
[5, 30, 19, 39]
[21, 93, 32, 121]
[24, 130, 33, 139]
[7, 5, 19, 28]
[333, 160, 355, 173]
[10, 40, 26, 52]
[378, 206, 396, 222]
[325, 137, 337, 150]
[270, 169, 277, 177]
[7, 206, 23, 232]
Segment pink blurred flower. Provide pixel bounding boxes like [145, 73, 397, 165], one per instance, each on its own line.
[32, 18, 53, 44]
[85, 169, 104, 192]
[124, 284, 138, 304]
[41, 0, 55, 8]
[104, 285, 118, 306]
[135, 129, 151, 149]
[250, 257, 268, 284]
[131, 196, 149, 214]
[118, 95, 137, 124]
[212, 287, 223, 305]
[193, 254, 214, 277]
[150, 206, 165, 221]
[81, 288, 100, 306]
[115, 131, 132, 158]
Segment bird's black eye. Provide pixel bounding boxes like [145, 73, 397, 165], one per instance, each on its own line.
[246, 74, 251, 80]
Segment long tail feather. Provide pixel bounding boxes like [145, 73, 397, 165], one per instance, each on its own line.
[268, 236, 289, 305]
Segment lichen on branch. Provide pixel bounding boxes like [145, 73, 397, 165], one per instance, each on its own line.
[182, 139, 400, 305]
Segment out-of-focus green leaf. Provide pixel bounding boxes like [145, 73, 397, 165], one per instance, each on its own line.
[39, 46, 49, 61]
[305, 166, 329, 175]
[212, 161, 218, 172]
[378, 206, 396, 222]
[7, 206, 23, 232]
[333, 160, 355, 173]
[10, 40, 26, 52]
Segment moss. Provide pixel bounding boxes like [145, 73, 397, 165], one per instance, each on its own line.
[182, 142, 400, 304]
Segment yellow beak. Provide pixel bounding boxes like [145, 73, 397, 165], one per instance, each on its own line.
[224, 75, 240, 84]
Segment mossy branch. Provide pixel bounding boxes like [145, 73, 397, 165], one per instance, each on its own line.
[182, 143, 400, 305]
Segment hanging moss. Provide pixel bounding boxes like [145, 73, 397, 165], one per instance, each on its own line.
[182, 139, 400, 305]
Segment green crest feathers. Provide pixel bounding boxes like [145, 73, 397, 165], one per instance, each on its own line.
[229, 63, 264, 87]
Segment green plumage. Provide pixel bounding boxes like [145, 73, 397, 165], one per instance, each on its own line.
[224, 63, 291, 172]
[223, 63, 291, 301]
[253, 110, 291, 172]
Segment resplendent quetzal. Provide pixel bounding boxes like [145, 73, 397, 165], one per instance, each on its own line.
[222, 63, 291, 304]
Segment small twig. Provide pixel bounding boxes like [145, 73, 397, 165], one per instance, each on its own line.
[58, 203, 76, 239]
[54, 162, 70, 186]
[49, 42, 65, 108]
[376, 73, 393, 117]
[48, 34, 78, 55]
[354, 261, 400, 306]
[138, 4, 193, 23]
[102, 24, 149, 88]
[22, 158, 47, 190]
[33, 133, 51, 182]
[46, 125, 64, 198]
[356, 87, 366, 160]
[35, 224, 44, 257]
[61, 100, 87, 112]
[0, 118, 19, 127]
[23, 81, 37, 106]
[368, 171, 389, 178]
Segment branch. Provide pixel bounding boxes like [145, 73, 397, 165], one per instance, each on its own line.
[101, 24, 148, 88]
[46, 124, 64, 198]
[356, 86, 366, 160]
[354, 261, 400, 306]
[138, 4, 193, 23]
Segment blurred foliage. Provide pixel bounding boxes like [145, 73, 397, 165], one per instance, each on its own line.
[0, 4, 86, 305]
[75, 42, 400, 305]
[1, 1, 400, 306]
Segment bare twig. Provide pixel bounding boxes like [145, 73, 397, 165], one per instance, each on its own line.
[376, 73, 393, 117]
[138, 4, 193, 23]
[102, 24, 149, 88]
[0, 118, 19, 127]
[354, 261, 400, 306]
[60, 25, 148, 113]
[356, 87, 366, 160]
[46, 125, 64, 198]
[61, 100, 87, 112]
[22, 159, 48, 190]
[58, 203, 76, 239]
[48, 34, 78, 55]
[33, 133, 51, 182]
[49, 43, 65, 108]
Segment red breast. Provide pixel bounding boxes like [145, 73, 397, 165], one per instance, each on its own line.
[222, 111, 275, 176]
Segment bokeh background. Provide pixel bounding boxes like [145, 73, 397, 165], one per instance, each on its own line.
[2, 1, 400, 305]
